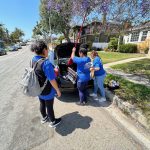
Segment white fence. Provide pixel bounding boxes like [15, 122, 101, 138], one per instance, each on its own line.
[92, 43, 108, 49]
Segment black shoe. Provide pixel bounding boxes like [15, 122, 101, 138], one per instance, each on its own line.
[76, 102, 85, 106]
[49, 118, 61, 128]
[41, 115, 49, 124]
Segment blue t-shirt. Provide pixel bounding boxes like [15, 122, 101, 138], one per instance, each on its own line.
[93, 56, 105, 76]
[32, 56, 56, 100]
[73, 56, 91, 82]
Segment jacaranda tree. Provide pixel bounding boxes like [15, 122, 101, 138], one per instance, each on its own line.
[34, 0, 149, 42]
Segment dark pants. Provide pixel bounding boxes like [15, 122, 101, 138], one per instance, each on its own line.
[77, 81, 88, 103]
[39, 98, 55, 122]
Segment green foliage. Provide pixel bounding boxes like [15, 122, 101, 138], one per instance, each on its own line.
[119, 43, 137, 53]
[10, 28, 24, 43]
[38, 0, 72, 42]
[87, 41, 93, 51]
[57, 35, 65, 43]
[108, 37, 118, 51]
[0, 24, 10, 43]
[144, 47, 149, 54]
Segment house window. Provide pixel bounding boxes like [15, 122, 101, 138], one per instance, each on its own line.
[94, 37, 99, 43]
[81, 37, 86, 44]
[141, 31, 148, 41]
[130, 32, 139, 42]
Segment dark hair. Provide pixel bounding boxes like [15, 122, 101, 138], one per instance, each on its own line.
[31, 40, 47, 55]
[80, 43, 89, 50]
[79, 48, 88, 56]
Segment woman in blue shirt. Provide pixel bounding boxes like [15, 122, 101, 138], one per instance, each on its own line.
[71, 47, 91, 105]
[90, 50, 106, 102]
[31, 41, 61, 128]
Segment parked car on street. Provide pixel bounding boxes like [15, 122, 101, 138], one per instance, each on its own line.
[0, 40, 7, 56]
[15, 44, 22, 49]
[55, 42, 93, 90]
[20, 42, 26, 46]
[8, 45, 18, 51]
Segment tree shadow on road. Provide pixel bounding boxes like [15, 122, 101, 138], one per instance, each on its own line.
[55, 111, 92, 136]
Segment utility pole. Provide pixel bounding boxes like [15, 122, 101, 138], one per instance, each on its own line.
[49, 10, 52, 44]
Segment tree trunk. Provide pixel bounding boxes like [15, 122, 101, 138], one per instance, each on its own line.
[63, 31, 71, 43]
[117, 35, 121, 52]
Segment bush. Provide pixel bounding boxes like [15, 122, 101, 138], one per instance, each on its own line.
[144, 47, 149, 54]
[108, 37, 118, 51]
[119, 44, 137, 53]
[104, 48, 109, 52]
[91, 47, 97, 51]
[87, 41, 93, 51]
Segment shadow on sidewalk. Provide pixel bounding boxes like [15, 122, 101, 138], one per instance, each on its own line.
[58, 90, 112, 108]
[55, 111, 92, 136]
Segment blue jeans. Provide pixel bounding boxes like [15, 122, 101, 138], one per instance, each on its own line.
[94, 74, 106, 97]
[77, 81, 88, 103]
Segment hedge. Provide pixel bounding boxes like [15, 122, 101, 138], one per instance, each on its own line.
[119, 43, 137, 53]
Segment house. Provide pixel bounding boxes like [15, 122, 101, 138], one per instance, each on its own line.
[123, 21, 150, 53]
[71, 21, 120, 49]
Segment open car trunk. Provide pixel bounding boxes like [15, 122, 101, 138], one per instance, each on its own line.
[55, 42, 93, 90]
[55, 43, 80, 89]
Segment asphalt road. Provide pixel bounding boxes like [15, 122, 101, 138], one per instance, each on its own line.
[0, 45, 148, 150]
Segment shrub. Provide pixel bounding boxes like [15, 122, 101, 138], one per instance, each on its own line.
[108, 37, 118, 51]
[91, 47, 97, 51]
[144, 47, 149, 54]
[104, 48, 109, 52]
[119, 44, 137, 53]
[87, 41, 93, 51]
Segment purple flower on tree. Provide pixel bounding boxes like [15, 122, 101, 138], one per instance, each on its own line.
[100, 0, 110, 14]
[81, 0, 90, 11]
[47, 0, 55, 11]
[55, 3, 62, 12]
[140, 0, 150, 17]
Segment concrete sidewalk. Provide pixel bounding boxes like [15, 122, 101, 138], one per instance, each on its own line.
[104, 56, 147, 69]
[105, 68, 150, 87]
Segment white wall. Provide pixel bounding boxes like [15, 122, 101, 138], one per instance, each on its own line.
[92, 43, 108, 49]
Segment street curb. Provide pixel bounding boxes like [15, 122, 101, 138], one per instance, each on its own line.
[105, 89, 150, 130]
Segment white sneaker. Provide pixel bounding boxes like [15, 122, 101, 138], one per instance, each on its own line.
[99, 97, 106, 102]
[90, 93, 97, 97]
[93, 97, 99, 101]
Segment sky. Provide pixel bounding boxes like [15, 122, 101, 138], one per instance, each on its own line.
[0, 0, 40, 39]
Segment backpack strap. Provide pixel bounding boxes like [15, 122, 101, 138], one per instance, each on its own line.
[31, 58, 45, 69]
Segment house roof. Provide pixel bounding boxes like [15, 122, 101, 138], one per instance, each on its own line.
[127, 21, 150, 31]
[73, 21, 121, 29]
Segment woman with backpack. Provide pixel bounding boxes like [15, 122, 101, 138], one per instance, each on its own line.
[90, 50, 106, 102]
[31, 40, 61, 128]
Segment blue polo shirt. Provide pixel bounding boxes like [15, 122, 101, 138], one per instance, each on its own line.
[93, 56, 105, 76]
[32, 56, 56, 100]
[73, 56, 91, 82]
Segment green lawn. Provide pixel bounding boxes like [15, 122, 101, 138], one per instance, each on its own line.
[111, 58, 150, 80]
[96, 52, 145, 64]
[105, 74, 150, 119]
